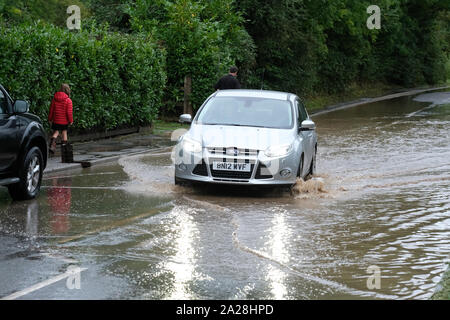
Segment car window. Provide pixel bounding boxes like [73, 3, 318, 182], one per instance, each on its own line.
[197, 97, 294, 129]
[297, 99, 308, 123]
[0, 90, 6, 114]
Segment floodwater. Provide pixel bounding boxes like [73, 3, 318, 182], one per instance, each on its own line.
[0, 91, 449, 300]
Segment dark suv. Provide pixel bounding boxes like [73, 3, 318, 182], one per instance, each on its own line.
[0, 84, 48, 200]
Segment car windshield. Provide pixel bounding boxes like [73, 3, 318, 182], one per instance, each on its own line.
[196, 96, 293, 129]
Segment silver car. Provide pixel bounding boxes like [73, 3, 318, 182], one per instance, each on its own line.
[174, 89, 317, 186]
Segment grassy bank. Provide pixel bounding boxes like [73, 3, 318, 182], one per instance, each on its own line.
[152, 119, 190, 137]
[432, 265, 450, 300]
[305, 82, 407, 112]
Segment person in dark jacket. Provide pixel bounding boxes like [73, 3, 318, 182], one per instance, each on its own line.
[48, 84, 73, 154]
[214, 66, 241, 90]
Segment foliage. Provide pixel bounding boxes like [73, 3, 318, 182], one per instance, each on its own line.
[236, 0, 450, 96]
[0, 22, 166, 131]
[128, 0, 256, 111]
[82, 0, 131, 32]
[1, 0, 449, 124]
[0, 0, 90, 27]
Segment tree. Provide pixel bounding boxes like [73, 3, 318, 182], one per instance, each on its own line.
[128, 0, 255, 110]
[0, 0, 89, 26]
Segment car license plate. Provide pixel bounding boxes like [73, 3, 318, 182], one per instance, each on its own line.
[212, 161, 251, 172]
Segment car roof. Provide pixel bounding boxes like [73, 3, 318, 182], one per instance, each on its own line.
[214, 89, 293, 101]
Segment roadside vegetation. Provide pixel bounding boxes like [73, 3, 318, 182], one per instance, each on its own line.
[0, 0, 448, 131]
[152, 119, 189, 137]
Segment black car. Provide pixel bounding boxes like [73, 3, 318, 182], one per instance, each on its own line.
[0, 84, 48, 200]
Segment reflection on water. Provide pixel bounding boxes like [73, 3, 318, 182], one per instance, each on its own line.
[48, 177, 72, 234]
[25, 201, 39, 238]
[164, 206, 199, 300]
[0, 91, 448, 299]
[266, 209, 289, 299]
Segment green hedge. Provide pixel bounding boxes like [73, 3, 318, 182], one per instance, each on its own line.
[0, 22, 166, 131]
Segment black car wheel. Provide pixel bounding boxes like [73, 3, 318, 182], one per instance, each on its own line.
[308, 146, 317, 178]
[296, 154, 304, 179]
[8, 146, 44, 201]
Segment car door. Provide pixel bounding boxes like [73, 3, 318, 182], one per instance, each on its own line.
[296, 98, 314, 172]
[0, 88, 20, 173]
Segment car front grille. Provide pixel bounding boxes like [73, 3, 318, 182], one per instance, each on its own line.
[207, 147, 258, 157]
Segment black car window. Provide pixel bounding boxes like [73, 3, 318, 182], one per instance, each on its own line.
[0, 90, 6, 114]
[296, 99, 308, 123]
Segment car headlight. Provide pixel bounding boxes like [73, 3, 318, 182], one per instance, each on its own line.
[183, 137, 202, 153]
[264, 144, 293, 157]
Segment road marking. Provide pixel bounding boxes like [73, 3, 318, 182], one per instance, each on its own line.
[311, 86, 450, 117]
[1, 268, 87, 300]
[405, 103, 437, 117]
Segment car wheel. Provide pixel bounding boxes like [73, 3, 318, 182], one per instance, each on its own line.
[8, 147, 44, 201]
[296, 154, 304, 179]
[307, 146, 317, 178]
[175, 176, 186, 186]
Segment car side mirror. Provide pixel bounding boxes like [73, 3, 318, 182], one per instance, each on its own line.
[13, 100, 29, 114]
[179, 114, 192, 124]
[300, 119, 315, 131]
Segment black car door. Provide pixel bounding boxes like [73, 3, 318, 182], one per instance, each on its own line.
[0, 88, 20, 173]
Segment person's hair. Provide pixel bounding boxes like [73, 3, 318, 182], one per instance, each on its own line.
[60, 83, 71, 97]
[229, 66, 238, 74]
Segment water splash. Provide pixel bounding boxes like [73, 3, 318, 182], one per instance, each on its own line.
[291, 177, 329, 199]
[118, 153, 177, 195]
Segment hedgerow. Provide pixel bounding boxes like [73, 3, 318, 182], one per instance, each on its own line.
[0, 22, 166, 131]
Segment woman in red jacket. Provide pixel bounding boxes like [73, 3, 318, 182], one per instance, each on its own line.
[48, 84, 73, 154]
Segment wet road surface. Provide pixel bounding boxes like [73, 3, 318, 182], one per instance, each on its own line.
[0, 91, 449, 299]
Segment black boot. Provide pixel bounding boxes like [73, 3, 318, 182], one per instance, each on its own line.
[61, 142, 66, 163]
[61, 141, 74, 163]
[49, 137, 57, 155]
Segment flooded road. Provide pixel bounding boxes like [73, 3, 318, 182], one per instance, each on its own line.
[0, 91, 449, 299]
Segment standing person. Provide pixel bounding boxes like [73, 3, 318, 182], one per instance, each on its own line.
[214, 66, 241, 91]
[48, 84, 73, 154]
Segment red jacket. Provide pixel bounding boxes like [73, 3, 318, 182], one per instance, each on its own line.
[48, 92, 73, 125]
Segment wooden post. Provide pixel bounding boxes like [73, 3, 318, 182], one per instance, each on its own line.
[183, 75, 192, 115]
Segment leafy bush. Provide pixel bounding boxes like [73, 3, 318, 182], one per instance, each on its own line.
[0, 22, 166, 131]
[128, 0, 255, 111]
[0, 0, 90, 27]
[238, 0, 450, 96]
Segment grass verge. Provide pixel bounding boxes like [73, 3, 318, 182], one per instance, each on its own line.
[304, 82, 403, 112]
[152, 119, 190, 137]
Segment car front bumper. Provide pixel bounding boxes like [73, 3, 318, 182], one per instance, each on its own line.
[174, 147, 299, 186]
